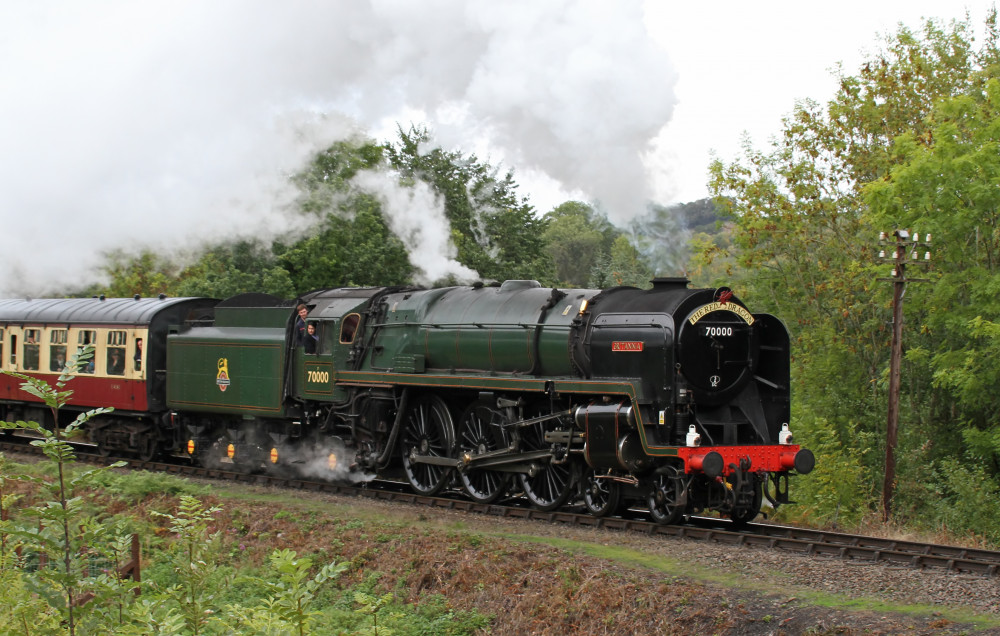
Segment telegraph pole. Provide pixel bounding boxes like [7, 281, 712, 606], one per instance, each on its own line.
[877, 230, 931, 522]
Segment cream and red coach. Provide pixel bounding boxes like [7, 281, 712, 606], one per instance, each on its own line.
[0, 296, 216, 458]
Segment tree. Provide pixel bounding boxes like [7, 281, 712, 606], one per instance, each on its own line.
[542, 201, 619, 286]
[384, 126, 553, 283]
[176, 239, 296, 299]
[277, 196, 414, 291]
[708, 12, 999, 521]
[626, 201, 714, 278]
[92, 250, 181, 298]
[589, 235, 653, 289]
[864, 75, 1000, 501]
[281, 137, 415, 291]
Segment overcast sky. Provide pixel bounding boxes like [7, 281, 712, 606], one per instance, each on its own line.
[650, 1, 999, 203]
[0, 1, 995, 295]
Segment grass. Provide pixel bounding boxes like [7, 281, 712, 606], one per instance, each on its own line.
[134, 471, 1000, 630]
[5, 455, 999, 632]
[499, 533, 1000, 631]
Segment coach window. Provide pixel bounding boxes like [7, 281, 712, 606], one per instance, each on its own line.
[340, 313, 360, 344]
[9, 334, 16, 367]
[106, 330, 127, 376]
[134, 337, 143, 371]
[49, 329, 68, 372]
[77, 330, 97, 374]
[0, 329, 4, 369]
[23, 329, 40, 371]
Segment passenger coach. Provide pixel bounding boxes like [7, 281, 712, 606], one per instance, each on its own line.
[0, 296, 216, 458]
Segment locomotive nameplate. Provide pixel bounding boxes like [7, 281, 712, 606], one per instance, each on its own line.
[611, 341, 644, 352]
[687, 302, 755, 326]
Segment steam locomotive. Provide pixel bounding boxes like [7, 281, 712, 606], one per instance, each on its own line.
[0, 279, 813, 524]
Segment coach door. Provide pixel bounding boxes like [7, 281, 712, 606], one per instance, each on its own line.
[5, 327, 20, 371]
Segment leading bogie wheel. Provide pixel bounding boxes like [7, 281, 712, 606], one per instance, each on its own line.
[729, 473, 763, 527]
[400, 395, 455, 496]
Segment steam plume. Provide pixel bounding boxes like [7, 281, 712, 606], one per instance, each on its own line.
[0, 0, 676, 295]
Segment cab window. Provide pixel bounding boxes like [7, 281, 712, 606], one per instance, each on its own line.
[49, 329, 68, 372]
[23, 329, 41, 371]
[77, 330, 97, 374]
[106, 330, 127, 376]
[340, 314, 360, 344]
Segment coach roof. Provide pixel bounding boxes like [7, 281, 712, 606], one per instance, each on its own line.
[0, 297, 208, 325]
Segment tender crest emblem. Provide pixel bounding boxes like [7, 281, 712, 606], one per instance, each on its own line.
[216, 358, 231, 392]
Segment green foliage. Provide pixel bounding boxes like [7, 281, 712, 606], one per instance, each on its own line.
[541, 198, 725, 288]
[779, 417, 874, 527]
[147, 496, 229, 634]
[86, 127, 566, 298]
[87, 469, 209, 502]
[542, 201, 620, 286]
[176, 239, 296, 299]
[89, 249, 181, 298]
[865, 75, 1000, 430]
[588, 235, 653, 289]
[384, 125, 553, 283]
[353, 590, 398, 636]
[926, 460, 1000, 543]
[0, 567, 61, 634]
[282, 137, 415, 290]
[0, 353, 483, 634]
[708, 11, 1000, 532]
[686, 227, 737, 287]
[228, 549, 348, 635]
[277, 195, 414, 291]
[627, 201, 719, 278]
[0, 346, 129, 635]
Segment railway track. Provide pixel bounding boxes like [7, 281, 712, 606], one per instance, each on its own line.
[5, 438, 1000, 578]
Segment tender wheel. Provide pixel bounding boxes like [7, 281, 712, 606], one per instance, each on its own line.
[729, 473, 763, 526]
[94, 431, 112, 458]
[517, 420, 576, 511]
[226, 435, 266, 473]
[400, 395, 455, 496]
[582, 467, 621, 517]
[648, 465, 685, 525]
[192, 437, 223, 469]
[136, 437, 160, 463]
[227, 444, 252, 472]
[457, 402, 510, 504]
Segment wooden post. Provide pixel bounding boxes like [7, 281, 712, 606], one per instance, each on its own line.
[129, 532, 141, 596]
[883, 258, 905, 522]
[877, 230, 931, 523]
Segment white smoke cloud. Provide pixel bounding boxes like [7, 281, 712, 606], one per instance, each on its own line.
[351, 170, 479, 285]
[291, 440, 376, 484]
[0, 0, 676, 296]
